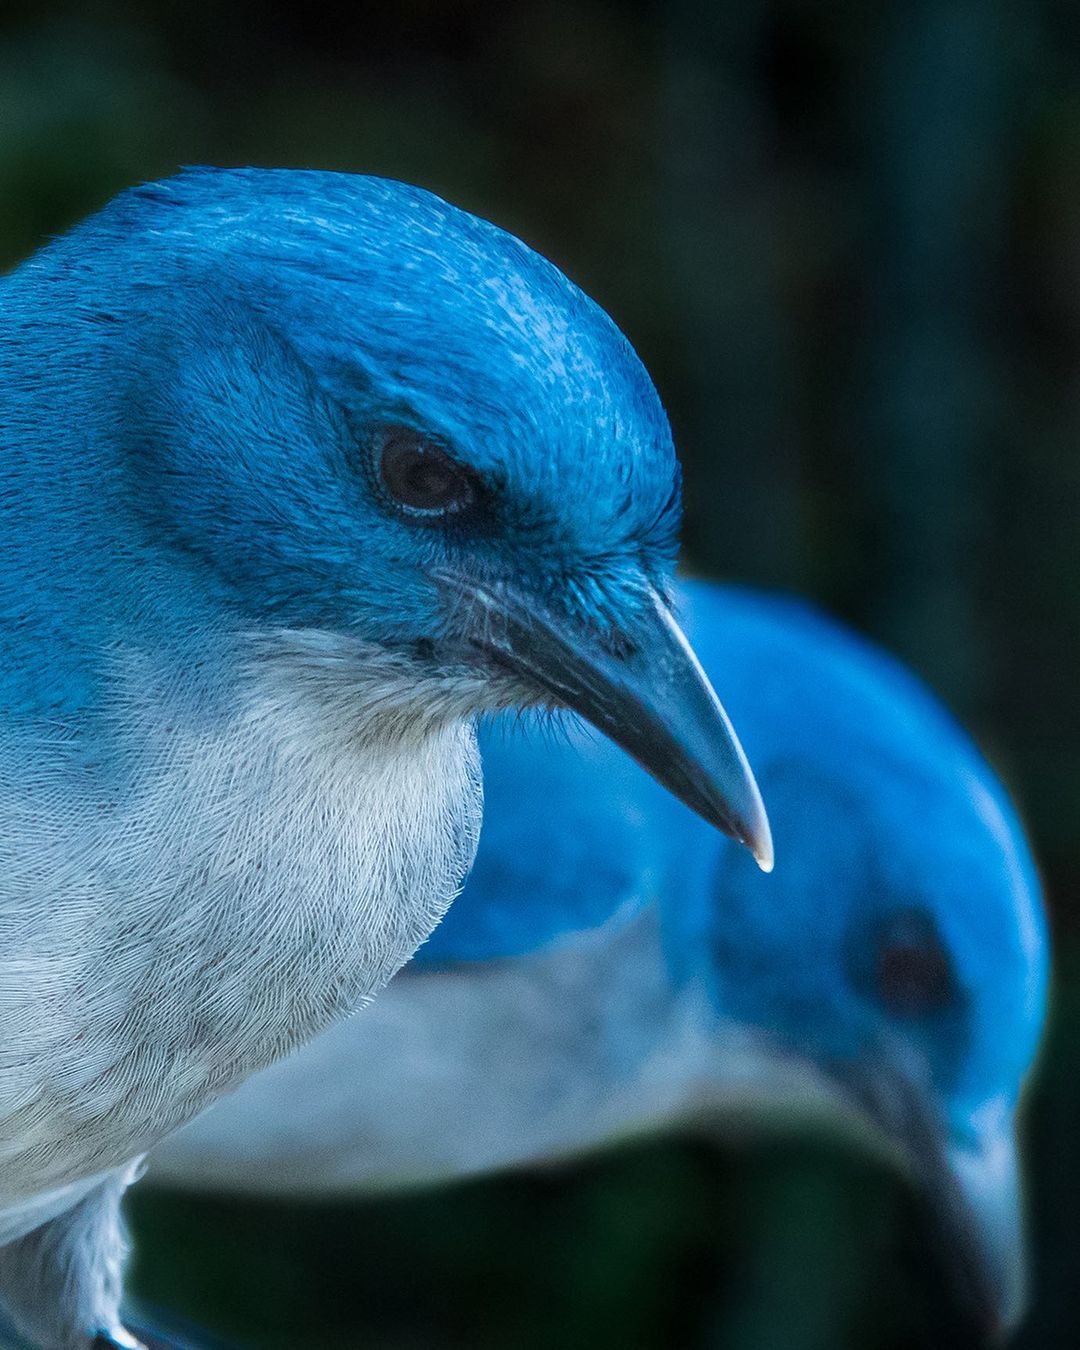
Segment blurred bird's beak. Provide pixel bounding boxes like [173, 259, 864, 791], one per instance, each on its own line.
[437, 573, 772, 869]
[839, 1059, 1027, 1343]
[944, 1121, 1027, 1341]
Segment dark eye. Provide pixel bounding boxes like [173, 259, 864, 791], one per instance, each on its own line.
[875, 911, 954, 1016]
[377, 426, 477, 519]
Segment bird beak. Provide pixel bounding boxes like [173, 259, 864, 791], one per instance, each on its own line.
[436, 572, 772, 869]
[838, 1060, 1028, 1342]
[943, 1119, 1027, 1342]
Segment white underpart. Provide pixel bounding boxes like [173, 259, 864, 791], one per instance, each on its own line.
[0, 633, 481, 1241]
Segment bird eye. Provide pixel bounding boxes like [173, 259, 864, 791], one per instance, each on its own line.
[376, 426, 477, 519]
[874, 910, 955, 1017]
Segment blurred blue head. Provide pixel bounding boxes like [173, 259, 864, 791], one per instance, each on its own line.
[661, 583, 1046, 1118]
[661, 581, 1048, 1337]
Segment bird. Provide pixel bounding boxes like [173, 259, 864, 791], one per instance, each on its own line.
[154, 578, 1049, 1342]
[0, 168, 772, 1350]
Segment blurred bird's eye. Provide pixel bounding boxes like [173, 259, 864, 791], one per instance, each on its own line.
[376, 426, 478, 519]
[874, 910, 955, 1016]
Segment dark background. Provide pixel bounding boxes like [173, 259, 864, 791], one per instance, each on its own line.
[2, 2, 1077, 1346]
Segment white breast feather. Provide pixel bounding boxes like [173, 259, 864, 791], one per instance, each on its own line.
[0, 635, 482, 1228]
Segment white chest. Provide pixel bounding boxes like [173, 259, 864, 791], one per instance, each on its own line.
[0, 660, 482, 1197]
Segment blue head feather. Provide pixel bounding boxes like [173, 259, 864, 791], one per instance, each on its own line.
[0, 167, 678, 719]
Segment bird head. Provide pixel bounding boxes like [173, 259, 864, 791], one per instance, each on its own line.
[661, 583, 1048, 1342]
[27, 167, 768, 859]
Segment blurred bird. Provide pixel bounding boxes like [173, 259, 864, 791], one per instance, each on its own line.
[157, 579, 1049, 1342]
[0, 169, 770, 1350]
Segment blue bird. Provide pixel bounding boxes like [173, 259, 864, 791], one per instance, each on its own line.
[0, 169, 771, 1350]
[156, 579, 1049, 1341]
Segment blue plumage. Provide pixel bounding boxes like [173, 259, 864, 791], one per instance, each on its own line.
[1, 167, 678, 715]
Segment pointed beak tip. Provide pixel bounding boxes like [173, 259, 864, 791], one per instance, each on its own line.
[694, 762, 773, 871]
[700, 787, 773, 871]
[741, 788, 774, 873]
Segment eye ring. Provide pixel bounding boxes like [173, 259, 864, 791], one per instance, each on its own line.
[375, 425, 479, 521]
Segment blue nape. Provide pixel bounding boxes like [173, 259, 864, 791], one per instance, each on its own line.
[151, 576, 1048, 1340]
[0, 164, 733, 1350]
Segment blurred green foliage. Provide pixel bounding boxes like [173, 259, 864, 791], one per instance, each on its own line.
[1, 0, 1077, 1345]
